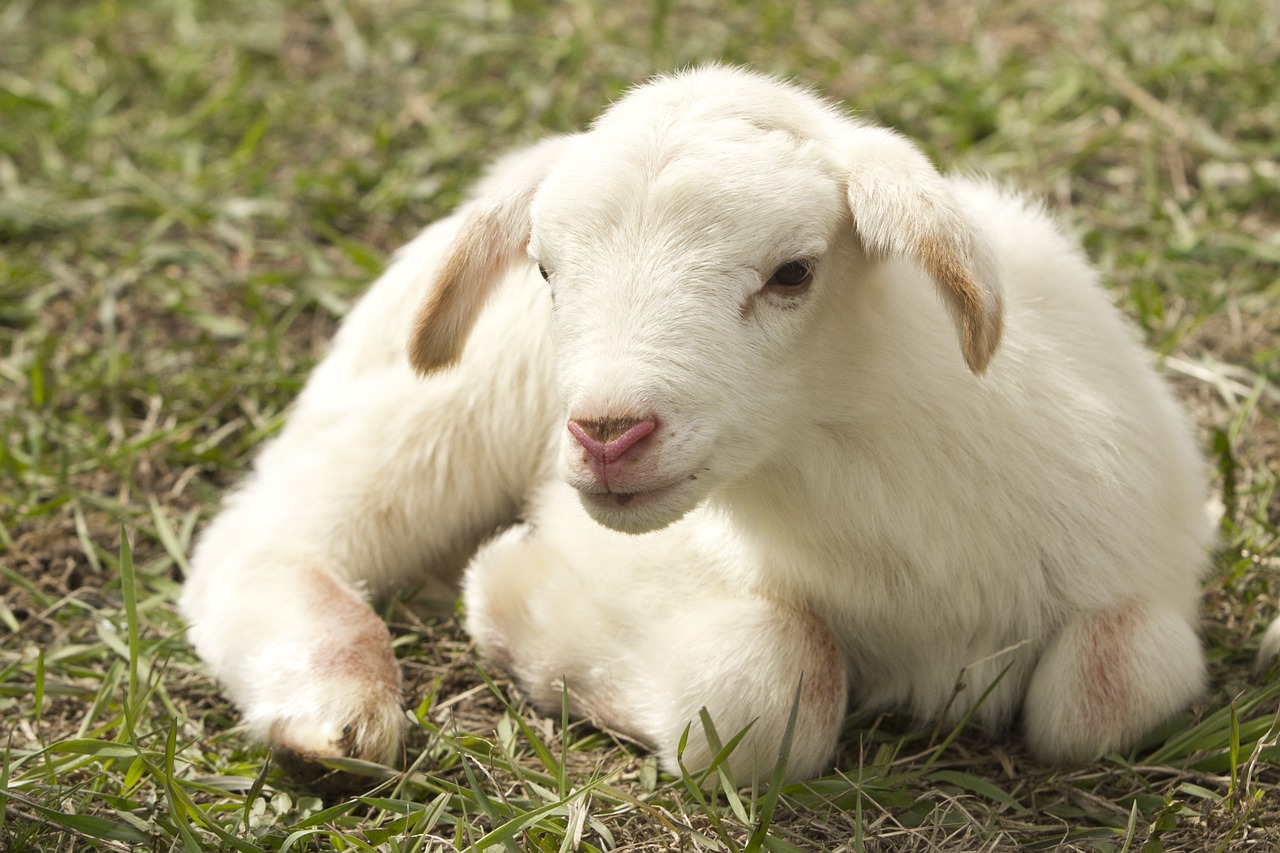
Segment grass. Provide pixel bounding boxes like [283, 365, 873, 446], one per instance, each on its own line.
[1, 0, 1278, 849]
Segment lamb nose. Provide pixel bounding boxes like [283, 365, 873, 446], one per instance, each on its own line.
[567, 417, 656, 464]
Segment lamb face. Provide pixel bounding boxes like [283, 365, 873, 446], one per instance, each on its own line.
[406, 72, 1003, 540]
[528, 124, 847, 533]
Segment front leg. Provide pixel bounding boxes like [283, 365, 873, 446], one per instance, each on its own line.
[1022, 599, 1205, 761]
[187, 554, 405, 769]
[463, 487, 848, 784]
[181, 220, 557, 770]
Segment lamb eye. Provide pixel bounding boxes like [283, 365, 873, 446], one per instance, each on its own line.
[767, 261, 813, 289]
[537, 263, 550, 281]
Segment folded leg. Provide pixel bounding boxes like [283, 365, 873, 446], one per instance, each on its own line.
[463, 484, 848, 784]
[1023, 599, 1205, 761]
[181, 215, 556, 767]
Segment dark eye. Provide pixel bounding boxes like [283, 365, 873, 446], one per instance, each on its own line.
[767, 261, 813, 289]
[537, 263, 550, 281]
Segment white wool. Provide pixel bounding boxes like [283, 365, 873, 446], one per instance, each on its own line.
[182, 66, 1251, 784]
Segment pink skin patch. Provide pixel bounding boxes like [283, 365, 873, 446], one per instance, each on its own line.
[776, 604, 848, 730]
[1082, 604, 1137, 728]
[266, 567, 403, 764]
[302, 569, 400, 694]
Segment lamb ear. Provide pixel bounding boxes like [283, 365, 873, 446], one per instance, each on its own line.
[843, 127, 1004, 374]
[408, 138, 571, 374]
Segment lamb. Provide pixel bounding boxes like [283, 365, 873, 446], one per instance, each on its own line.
[181, 65, 1224, 784]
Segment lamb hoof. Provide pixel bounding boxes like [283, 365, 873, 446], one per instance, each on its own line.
[267, 708, 405, 792]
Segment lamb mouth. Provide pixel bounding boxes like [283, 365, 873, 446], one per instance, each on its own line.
[581, 480, 678, 508]
[574, 478, 699, 534]
[573, 470, 702, 513]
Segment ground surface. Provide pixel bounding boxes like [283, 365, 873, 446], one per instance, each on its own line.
[2, 0, 1278, 850]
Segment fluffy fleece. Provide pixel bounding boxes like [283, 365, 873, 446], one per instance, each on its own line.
[181, 66, 1223, 783]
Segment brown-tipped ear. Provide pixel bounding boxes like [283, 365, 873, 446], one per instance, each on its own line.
[843, 127, 1004, 374]
[407, 137, 572, 374]
[408, 203, 529, 373]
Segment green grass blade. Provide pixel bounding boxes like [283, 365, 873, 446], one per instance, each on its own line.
[118, 522, 140, 716]
[746, 679, 802, 853]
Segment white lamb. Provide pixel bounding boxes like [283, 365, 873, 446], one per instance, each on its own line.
[181, 66, 1226, 784]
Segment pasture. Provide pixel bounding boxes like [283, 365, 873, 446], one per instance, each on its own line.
[2, 0, 1278, 849]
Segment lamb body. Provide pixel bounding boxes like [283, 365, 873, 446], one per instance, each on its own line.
[181, 67, 1214, 783]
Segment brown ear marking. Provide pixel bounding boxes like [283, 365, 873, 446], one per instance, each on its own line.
[917, 235, 1003, 375]
[406, 139, 577, 375]
[407, 207, 516, 375]
[841, 127, 1004, 376]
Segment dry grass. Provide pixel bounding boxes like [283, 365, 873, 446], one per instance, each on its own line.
[2, 0, 1278, 850]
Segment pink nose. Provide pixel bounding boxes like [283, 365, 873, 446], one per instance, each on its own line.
[567, 417, 656, 464]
